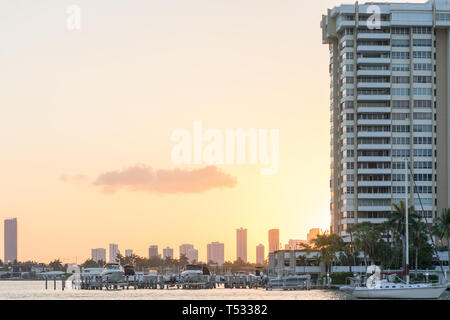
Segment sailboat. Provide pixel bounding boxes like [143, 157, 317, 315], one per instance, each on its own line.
[350, 158, 447, 299]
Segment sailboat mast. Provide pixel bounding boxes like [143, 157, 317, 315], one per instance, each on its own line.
[405, 157, 409, 284]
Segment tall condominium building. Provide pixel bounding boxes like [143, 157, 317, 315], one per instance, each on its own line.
[321, 0, 450, 239]
[4, 218, 17, 264]
[125, 249, 133, 257]
[207, 242, 225, 265]
[268, 229, 280, 253]
[148, 245, 159, 259]
[163, 247, 174, 259]
[187, 248, 199, 263]
[109, 244, 119, 263]
[91, 248, 106, 262]
[179, 244, 194, 259]
[256, 244, 265, 265]
[236, 228, 247, 263]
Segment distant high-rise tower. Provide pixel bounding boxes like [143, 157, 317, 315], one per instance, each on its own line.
[91, 248, 106, 262]
[109, 244, 119, 263]
[148, 245, 159, 259]
[187, 248, 199, 263]
[236, 228, 247, 263]
[256, 244, 265, 265]
[307, 228, 321, 243]
[268, 229, 280, 253]
[179, 244, 194, 259]
[125, 249, 133, 257]
[163, 247, 174, 259]
[207, 242, 225, 265]
[4, 218, 17, 264]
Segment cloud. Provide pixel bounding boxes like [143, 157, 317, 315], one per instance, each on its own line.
[92, 165, 237, 194]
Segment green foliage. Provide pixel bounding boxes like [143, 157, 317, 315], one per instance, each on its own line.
[48, 259, 64, 271]
[320, 272, 354, 285]
[313, 233, 345, 273]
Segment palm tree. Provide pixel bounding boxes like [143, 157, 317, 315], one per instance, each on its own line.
[48, 259, 64, 271]
[313, 233, 345, 279]
[179, 254, 189, 268]
[352, 222, 379, 267]
[389, 201, 418, 269]
[346, 224, 359, 268]
[433, 208, 450, 269]
[410, 218, 428, 275]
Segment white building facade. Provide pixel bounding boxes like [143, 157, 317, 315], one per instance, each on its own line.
[321, 0, 450, 239]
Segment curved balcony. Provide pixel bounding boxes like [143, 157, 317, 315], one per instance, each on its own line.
[358, 181, 392, 187]
[357, 94, 391, 100]
[358, 156, 392, 162]
[357, 119, 391, 125]
[357, 131, 391, 138]
[357, 57, 391, 64]
[357, 33, 391, 40]
[357, 70, 391, 76]
[357, 82, 391, 89]
[357, 144, 391, 150]
[358, 206, 392, 211]
[358, 193, 392, 199]
[358, 169, 391, 175]
[357, 45, 391, 52]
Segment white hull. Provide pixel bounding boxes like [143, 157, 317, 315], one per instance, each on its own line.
[101, 271, 124, 283]
[351, 286, 446, 299]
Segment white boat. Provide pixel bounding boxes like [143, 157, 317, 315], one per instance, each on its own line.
[181, 265, 203, 281]
[350, 280, 446, 299]
[181, 264, 210, 282]
[100, 263, 124, 283]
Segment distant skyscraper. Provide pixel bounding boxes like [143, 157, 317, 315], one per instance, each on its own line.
[256, 244, 265, 265]
[4, 218, 17, 264]
[236, 228, 247, 263]
[207, 242, 225, 265]
[268, 229, 280, 253]
[187, 248, 198, 263]
[109, 244, 119, 263]
[91, 248, 106, 262]
[163, 247, 174, 259]
[307, 228, 321, 243]
[179, 244, 194, 259]
[148, 245, 159, 259]
[285, 239, 309, 250]
[125, 249, 133, 257]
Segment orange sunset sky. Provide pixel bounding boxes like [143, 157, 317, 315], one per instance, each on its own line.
[0, 0, 424, 264]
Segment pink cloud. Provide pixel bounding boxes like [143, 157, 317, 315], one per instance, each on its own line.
[92, 165, 237, 194]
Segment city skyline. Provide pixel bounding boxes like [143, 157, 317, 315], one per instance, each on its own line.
[1, 219, 323, 264]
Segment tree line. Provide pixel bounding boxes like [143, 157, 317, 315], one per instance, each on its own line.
[307, 204, 450, 275]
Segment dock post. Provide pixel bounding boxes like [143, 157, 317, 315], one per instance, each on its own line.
[45, 278, 48, 290]
[54, 278, 56, 290]
[62, 277, 65, 291]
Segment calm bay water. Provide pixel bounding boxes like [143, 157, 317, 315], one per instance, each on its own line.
[1, 281, 449, 300]
[0, 281, 350, 300]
